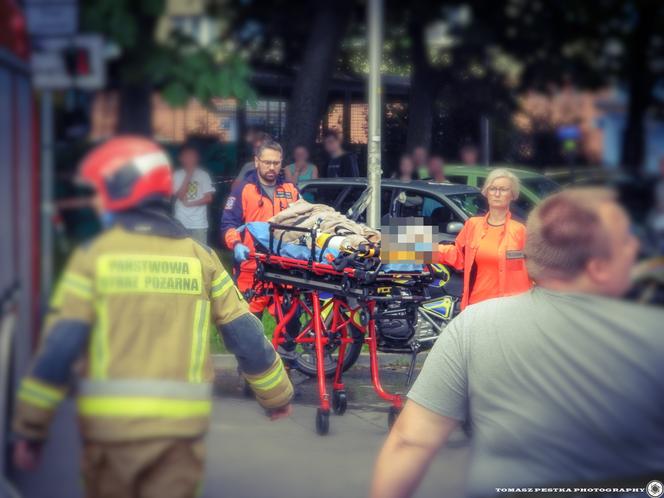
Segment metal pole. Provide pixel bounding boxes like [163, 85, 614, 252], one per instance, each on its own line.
[367, 0, 383, 229]
[481, 115, 491, 167]
[40, 91, 54, 298]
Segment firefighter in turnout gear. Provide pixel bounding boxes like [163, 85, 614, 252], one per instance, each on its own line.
[12, 137, 293, 498]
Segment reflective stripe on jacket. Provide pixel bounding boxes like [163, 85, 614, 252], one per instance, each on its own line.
[438, 212, 532, 309]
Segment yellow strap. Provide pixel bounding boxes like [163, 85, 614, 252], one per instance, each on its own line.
[77, 396, 212, 418]
[188, 300, 211, 383]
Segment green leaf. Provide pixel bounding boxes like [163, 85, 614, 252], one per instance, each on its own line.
[216, 69, 232, 96]
[162, 81, 189, 107]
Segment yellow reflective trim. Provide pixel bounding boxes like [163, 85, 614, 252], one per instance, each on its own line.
[22, 378, 65, 402]
[96, 254, 203, 295]
[211, 272, 229, 288]
[18, 390, 53, 409]
[189, 300, 211, 383]
[211, 279, 233, 298]
[18, 379, 65, 409]
[249, 363, 286, 392]
[62, 280, 93, 301]
[89, 300, 110, 379]
[64, 271, 92, 289]
[49, 281, 66, 308]
[77, 396, 212, 418]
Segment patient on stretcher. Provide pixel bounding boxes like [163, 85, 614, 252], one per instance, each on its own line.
[244, 199, 437, 273]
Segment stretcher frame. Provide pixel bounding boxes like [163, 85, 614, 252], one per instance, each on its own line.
[251, 223, 431, 435]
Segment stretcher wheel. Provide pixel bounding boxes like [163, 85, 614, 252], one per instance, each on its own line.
[387, 406, 401, 429]
[332, 390, 347, 416]
[316, 408, 330, 435]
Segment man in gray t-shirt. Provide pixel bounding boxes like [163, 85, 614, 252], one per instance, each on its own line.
[371, 188, 664, 498]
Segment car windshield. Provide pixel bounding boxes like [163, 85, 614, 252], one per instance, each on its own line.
[446, 192, 487, 217]
[521, 176, 560, 198]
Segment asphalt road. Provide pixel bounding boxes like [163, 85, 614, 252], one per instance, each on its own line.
[9, 355, 471, 498]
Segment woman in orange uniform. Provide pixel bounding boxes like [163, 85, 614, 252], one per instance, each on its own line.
[439, 168, 532, 309]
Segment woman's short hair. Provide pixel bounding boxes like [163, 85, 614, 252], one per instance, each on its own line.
[525, 188, 616, 282]
[481, 168, 521, 199]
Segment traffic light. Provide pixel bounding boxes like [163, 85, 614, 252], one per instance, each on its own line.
[63, 46, 91, 78]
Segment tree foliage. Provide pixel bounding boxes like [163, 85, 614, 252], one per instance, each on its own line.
[81, 0, 256, 108]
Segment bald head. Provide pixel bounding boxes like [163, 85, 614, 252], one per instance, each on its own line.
[525, 188, 639, 297]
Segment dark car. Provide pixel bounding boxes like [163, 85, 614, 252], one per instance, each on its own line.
[299, 178, 519, 243]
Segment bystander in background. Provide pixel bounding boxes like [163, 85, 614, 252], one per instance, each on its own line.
[173, 142, 215, 244]
[391, 154, 417, 182]
[459, 143, 480, 166]
[323, 130, 359, 178]
[425, 155, 446, 182]
[412, 146, 429, 180]
[284, 145, 318, 186]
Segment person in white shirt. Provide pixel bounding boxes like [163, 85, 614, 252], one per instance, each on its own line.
[172, 143, 215, 244]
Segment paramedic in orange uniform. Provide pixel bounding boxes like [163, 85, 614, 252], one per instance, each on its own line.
[221, 140, 301, 357]
[438, 168, 532, 309]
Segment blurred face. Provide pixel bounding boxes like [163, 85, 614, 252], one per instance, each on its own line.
[413, 147, 427, 165]
[255, 148, 282, 184]
[461, 147, 478, 165]
[427, 157, 444, 179]
[485, 176, 514, 209]
[399, 156, 415, 177]
[180, 148, 199, 171]
[294, 146, 309, 163]
[587, 203, 639, 297]
[324, 136, 341, 155]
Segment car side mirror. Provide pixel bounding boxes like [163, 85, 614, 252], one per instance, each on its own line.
[446, 221, 463, 235]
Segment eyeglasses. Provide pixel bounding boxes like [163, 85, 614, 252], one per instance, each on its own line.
[258, 159, 281, 167]
[488, 187, 511, 196]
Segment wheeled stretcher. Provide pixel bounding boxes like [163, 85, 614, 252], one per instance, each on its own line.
[249, 222, 433, 435]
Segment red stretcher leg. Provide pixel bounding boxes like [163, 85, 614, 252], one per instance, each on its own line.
[271, 287, 299, 349]
[311, 292, 330, 412]
[332, 300, 348, 391]
[367, 317, 403, 410]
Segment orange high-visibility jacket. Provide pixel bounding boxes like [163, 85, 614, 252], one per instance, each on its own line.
[221, 171, 299, 273]
[438, 212, 532, 309]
